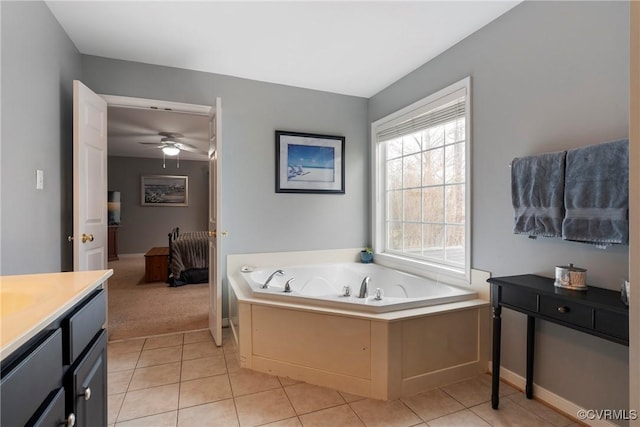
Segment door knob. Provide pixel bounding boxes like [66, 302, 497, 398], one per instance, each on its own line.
[83, 387, 91, 400]
[81, 233, 94, 243]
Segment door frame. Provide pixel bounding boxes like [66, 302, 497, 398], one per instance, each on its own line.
[100, 94, 223, 335]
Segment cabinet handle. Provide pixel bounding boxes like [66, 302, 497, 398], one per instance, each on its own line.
[66, 413, 76, 427]
[558, 306, 570, 314]
[83, 387, 91, 400]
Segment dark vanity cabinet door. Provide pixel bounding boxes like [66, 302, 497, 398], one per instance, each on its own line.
[31, 388, 67, 427]
[67, 329, 107, 427]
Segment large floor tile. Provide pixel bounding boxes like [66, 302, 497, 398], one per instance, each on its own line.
[349, 399, 422, 427]
[108, 369, 134, 395]
[235, 388, 296, 427]
[440, 377, 492, 407]
[299, 404, 365, 427]
[109, 339, 145, 356]
[477, 374, 521, 397]
[225, 352, 241, 373]
[183, 329, 214, 345]
[128, 361, 181, 391]
[117, 383, 180, 422]
[262, 417, 302, 427]
[427, 409, 490, 427]
[284, 382, 345, 415]
[507, 393, 575, 426]
[401, 389, 464, 422]
[115, 411, 177, 427]
[339, 391, 367, 403]
[136, 345, 182, 368]
[109, 352, 140, 373]
[177, 399, 239, 427]
[179, 374, 233, 408]
[183, 340, 223, 360]
[108, 393, 125, 425]
[181, 355, 227, 381]
[470, 397, 555, 427]
[229, 368, 282, 397]
[144, 333, 184, 350]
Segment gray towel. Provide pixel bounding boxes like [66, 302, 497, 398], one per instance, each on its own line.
[562, 139, 629, 245]
[511, 151, 566, 237]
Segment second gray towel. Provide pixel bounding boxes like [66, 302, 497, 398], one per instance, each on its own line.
[511, 151, 566, 237]
[562, 139, 629, 245]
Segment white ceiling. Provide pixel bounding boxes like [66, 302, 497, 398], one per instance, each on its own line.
[46, 0, 521, 159]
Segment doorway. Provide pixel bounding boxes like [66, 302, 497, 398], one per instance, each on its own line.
[101, 94, 215, 341]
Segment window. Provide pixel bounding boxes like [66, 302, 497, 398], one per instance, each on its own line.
[372, 78, 471, 281]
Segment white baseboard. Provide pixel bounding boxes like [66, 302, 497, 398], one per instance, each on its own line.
[113, 253, 145, 258]
[491, 363, 618, 427]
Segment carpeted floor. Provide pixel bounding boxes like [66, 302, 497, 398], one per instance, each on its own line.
[106, 256, 209, 341]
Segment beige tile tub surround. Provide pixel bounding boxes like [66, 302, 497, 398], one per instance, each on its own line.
[227, 249, 491, 400]
[108, 329, 577, 426]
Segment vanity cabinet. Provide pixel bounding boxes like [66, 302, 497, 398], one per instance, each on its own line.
[1, 288, 107, 427]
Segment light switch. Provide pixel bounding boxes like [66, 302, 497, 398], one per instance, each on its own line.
[36, 169, 44, 189]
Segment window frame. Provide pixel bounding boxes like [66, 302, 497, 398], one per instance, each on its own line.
[371, 77, 472, 283]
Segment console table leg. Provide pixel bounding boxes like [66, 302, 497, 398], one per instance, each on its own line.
[492, 305, 502, 409]
[526, 315, 535, 399]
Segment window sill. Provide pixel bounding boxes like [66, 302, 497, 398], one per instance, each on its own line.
[373, 252, 470, 285]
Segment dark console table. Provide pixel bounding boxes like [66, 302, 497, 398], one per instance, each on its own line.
[488, 274, 628, 409]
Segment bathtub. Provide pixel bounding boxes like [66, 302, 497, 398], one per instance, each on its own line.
[242, 263, 477, 313]
[227, 249, 490, 400]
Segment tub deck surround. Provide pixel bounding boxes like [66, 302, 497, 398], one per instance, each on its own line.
[0, 269, 113, 360]
[243, 263, 478, 313]
[227, 249, 491, 400]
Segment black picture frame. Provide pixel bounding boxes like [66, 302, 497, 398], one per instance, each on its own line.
[275, 130, 345, 194]
[141, 175, 189, 206]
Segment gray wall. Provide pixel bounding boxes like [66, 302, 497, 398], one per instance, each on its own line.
[82, 56, 370, 256]
[370, 1, 629, 416]
[0, 1, 82, 274]
[108, 156, 209, 254]
[83, 56, 369, 316]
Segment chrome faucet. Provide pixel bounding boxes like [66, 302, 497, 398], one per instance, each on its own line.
[284, 278, 294, 293]
[262, 269, 284, 289]
[358, 276, 370, 298]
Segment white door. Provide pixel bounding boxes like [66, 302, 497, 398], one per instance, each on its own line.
[73, 81, 108, 271]
[208, 97, 224, 346]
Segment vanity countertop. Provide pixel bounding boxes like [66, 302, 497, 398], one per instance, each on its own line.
[0, 270, 113, 361]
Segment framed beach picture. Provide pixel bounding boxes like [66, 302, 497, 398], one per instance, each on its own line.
[275, 130, 345, 194]
[141, 175, 189, 206]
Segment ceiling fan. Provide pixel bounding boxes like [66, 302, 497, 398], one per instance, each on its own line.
[137, 132, 205, 156]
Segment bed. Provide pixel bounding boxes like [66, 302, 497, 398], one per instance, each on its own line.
[167, 227, 209, 286]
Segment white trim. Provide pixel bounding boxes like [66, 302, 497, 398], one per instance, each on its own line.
[100, 94, 212, 116]
[492, 364, 619, 427]
[371, 77, 472, 283]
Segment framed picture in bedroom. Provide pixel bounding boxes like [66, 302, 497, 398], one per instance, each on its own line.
[275, 130, 345, 194]
[141, 175, 188, 206]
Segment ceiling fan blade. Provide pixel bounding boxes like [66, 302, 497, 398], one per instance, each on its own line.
[176, 144, 207, 154]
[158, 131, 184, 139]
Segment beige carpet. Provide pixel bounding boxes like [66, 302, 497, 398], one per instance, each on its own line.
[106, 256, 209, 341]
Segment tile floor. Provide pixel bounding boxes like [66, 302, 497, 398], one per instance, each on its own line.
[108, 328, 581, 427]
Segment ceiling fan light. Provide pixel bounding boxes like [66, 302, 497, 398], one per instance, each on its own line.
[162, 146, 180, 156]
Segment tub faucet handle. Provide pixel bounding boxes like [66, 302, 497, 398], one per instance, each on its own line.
[284, 278, 294, 293]
[374, 288, 383, 301]
[342, 285, 352, 297]
[262, 269, 284, 289]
